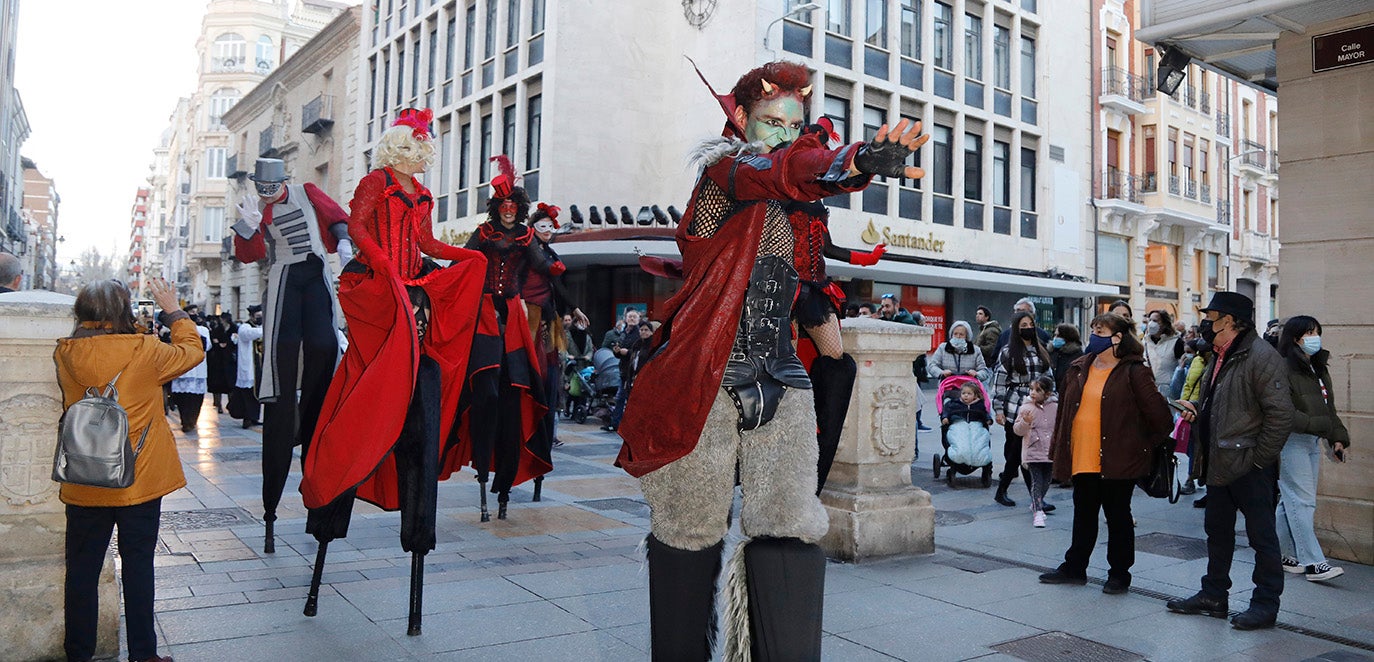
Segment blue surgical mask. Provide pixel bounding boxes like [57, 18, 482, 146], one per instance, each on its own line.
[1301, 336, 1322, 356]
[949, 338, 968, 351]
[1050, 337, 1066, 349]
[1085, 333, 1114, 355]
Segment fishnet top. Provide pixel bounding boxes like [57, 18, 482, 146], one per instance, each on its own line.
[688, 178, 794, 260]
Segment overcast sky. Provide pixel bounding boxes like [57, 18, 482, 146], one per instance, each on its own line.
[16, 1, 207, 264]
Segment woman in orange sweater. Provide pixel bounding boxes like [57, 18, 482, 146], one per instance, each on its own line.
[55, 278, 204, 662]
[1038, 312, 1172, 594]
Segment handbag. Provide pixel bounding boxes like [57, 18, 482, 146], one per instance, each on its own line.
[1137, 443, 1180, 503]
[53, 356, 149, 489]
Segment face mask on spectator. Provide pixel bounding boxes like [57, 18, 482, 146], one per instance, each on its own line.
[1050, 337, 1066, 349]
[1018, 327, 1036, 341]
[1198, 319, 1218, 344]
[1301, 335, 1322, 355]
[949, 338, 967, 351]
[1085, 333, 1113, 355]
[1146, 321, 1160, 336]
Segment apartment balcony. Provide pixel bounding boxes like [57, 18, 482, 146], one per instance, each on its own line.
[1101, 167, 1144, 204]
[1201, 183, 1212, 203]
[212, 56, 244, 73]
[1216, 199, 1231, 225]
[1216, 112, 1231, 137]
[1185, 179, 1197, 200]
[259, 125, 281, 157]
[1141, 172, 1158, 193]
[1099, 67, 1147, 115]
[1237, 230, 1276, 262]
[227, 152, 248, 180]
[1182, 85, 1197, 109]
[301, 94, 334, 134]
[1239, 139, 1268, 176]
[1200, 91, 1211, 114]
[1269, 150, 1279, 174]
[1168, 175, 1180, 196]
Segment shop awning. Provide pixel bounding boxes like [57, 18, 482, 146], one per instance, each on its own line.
[553, 239, 1120, 299]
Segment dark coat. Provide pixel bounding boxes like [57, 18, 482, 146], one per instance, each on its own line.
[1187, 330, 1294, 487]
[1049, 341, 1084, 395]
[1049, 348, 1174, 483]
[206, 323, 238, 394]
[1285, 348, 1349, 447]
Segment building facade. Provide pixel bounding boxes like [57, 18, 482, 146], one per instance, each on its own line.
[141, 0, 350, 309]
[1090, 0, 1280, 327]
[361, 0, 1112, 339]
[220, 6, 363, 319]
[125, 188, 151, 297]
[20, 157, 57, 290]
[0, 0, 29, 258]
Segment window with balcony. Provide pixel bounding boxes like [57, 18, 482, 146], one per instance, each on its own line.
[1199, 138, 1210, 202]
[213, 33, 246, 72]
[1183, 134, 1195, 198]
[1142, 127, 1157, 192]
[256, 36, 275, 74]
[1167, 127, 1178, 194]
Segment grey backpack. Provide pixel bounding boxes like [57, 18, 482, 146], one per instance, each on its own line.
[52, 363, 149, 489]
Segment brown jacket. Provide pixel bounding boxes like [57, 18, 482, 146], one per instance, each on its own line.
[1049, 349, 1173, 483]
[54, 317, 205, 507]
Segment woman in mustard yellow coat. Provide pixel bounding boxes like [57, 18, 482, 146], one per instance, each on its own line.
[54, 278, 203, 662]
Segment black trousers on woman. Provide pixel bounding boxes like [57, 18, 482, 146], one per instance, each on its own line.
[171, 391, 204, 431]
[997, 422, 1032, 495]
[65, 498, 163, 662]
[1060, 474, 1136, 583]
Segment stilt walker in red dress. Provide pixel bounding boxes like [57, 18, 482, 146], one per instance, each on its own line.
[299, 109, 487, 635]
[617, 61, 927, 661]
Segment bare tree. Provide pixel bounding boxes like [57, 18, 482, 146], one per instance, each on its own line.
[53, 247, 121, 295]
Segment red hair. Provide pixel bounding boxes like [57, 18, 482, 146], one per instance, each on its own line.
[730, 61, 812, 115]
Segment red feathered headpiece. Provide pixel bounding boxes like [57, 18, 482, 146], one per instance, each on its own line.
[393, 108, 434, 140]
[535, 202, 561, 229]
[490, 154, 517, 199]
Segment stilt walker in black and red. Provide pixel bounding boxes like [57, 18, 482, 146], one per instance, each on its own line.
[453, 157, 568, 521]
[300, 109, 487, 635]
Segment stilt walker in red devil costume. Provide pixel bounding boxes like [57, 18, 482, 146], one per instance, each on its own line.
[298, 109, 487, 635]
[617, 61, 927, 661]
[455, 158, 569, 521]
[522, 204, 589, 473]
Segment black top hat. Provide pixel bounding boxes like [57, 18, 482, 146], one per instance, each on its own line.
[1200, 291, 1254, 322]
[250, 158, 288, 183]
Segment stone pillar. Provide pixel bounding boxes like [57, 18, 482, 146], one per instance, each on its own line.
[0, 291, 118, 659]
[819, 317, 934, 562]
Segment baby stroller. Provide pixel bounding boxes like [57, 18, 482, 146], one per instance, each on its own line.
[587, 347, 622, 423]
[931, 375, 995, 488]
[564, 362, 595, 424]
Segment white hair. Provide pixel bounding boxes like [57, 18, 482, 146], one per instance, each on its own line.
[1015, 297, 1035, 310]
[948, 320, 973, 339]
[372, 125, 436, 171]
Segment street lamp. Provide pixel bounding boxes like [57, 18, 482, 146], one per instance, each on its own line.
[764, 2, 821, 53]
[1155, 47, 1191, 95]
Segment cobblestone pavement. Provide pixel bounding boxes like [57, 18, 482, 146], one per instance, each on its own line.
[113, 394, 1374, 661]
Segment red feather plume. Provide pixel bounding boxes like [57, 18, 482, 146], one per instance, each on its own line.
[490, 154, 517, 199]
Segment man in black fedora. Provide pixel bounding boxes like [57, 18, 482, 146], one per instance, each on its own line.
[231, 157, 352, 553]
[1169, 291, 1293, 630]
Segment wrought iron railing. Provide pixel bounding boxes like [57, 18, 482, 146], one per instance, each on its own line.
[1201, 183, 1211, 203]
[1216, 199, 1231, 225]
[1102, 167, 1143, 203]
[1241, 139, 1267, 169]
[1269, 150, 1279, 173]
[1100, 67, 1145, 103]
[1141, 172, 1158, 193]
[302, 94, 335, 134]
[1183, 85, 1196, 108]
[1168, 174, 1180, 195]
[1200, 91, 1211, 114]
[212, 56, 243, 73]
[1185, 179, 1197, 200]
[1216, 112, 1231, 136]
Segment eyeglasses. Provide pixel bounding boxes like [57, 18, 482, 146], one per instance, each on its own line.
[881, 293, 897, 300]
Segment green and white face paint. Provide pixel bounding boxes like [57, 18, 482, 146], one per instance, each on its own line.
[743, 95, 805, 151]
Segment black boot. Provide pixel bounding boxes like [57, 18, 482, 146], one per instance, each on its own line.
[810, 354, 856, 494]
[647, 535, 723, 661]
[994, 475, 1016, 507]
[743, 537, 826, 661]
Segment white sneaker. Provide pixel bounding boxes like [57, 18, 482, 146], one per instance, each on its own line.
[1305, 562, 1343, 582]
[1033, 511, 1046, 528]
[1281, 556, 1304, 574]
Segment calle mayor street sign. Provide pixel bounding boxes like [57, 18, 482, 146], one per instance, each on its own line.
[1313, 24, 1374, 73]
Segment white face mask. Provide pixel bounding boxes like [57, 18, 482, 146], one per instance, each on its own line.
[533, 220, 556, 234]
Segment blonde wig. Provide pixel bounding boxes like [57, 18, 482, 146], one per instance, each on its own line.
[372, 124, 436, 171]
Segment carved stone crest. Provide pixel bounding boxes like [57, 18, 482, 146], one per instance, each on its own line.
[0, 394, 63, 506]
[870, 384, 913, 457]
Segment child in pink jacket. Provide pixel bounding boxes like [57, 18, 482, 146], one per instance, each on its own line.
[1013, 375, 1059, 527]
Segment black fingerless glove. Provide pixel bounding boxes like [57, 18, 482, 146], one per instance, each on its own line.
[853, 140, 910, 177]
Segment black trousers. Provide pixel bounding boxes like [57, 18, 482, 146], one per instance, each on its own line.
[262, 258, 339, 523]
[998, 422, 1032, 493]
[232, 386, 260, 424]
[171, 391, 204, 430]
[65, 498, 162, 662]
[1202, 464, 1284, 614]
[1061, 475, 1136, 582]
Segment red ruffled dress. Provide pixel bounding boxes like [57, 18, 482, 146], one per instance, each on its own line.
[302, 168, 487, 512]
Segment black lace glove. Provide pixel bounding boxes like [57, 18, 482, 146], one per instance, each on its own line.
[852, 140, 912, 178]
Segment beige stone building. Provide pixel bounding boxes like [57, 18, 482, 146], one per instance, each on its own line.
[1136, 0, 1373, 565]
[220, 5, 363, 319]
[141, 0, 351, 310]
[1091, 0, 1280, 327]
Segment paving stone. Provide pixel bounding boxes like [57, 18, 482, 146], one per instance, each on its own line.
[506, 563, 648, 600]
[384, 599, 595, 655]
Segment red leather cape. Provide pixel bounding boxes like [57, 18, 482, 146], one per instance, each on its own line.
[445, 293, 553, 486]
[616, 133, 870, 477]
[300, 260, 485, 510]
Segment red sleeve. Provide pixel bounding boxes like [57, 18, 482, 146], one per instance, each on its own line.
[418, 210, 485, 264]
[705, 133, 872, 203]
[304, 182, 348, 253]
[346, 172, 391, 273]
[233, 229, 266, 263]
